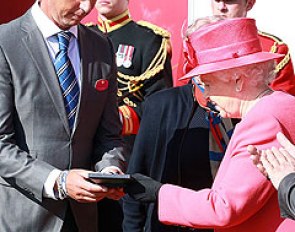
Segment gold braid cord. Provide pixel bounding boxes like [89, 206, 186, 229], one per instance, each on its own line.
[118, 20, 170, 81]
[117, 38, 168, 107]
[258, 31, 290, 73]
[117, 38, 168, 81]
[117, 21, 171, 107]
[275, 51, 291, 74]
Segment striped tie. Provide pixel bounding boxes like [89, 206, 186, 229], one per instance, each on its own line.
[54, 31, 80, 131]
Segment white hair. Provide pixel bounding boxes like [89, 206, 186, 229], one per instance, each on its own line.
[185, 15, 226, 38]
[213, 60, 276, 87]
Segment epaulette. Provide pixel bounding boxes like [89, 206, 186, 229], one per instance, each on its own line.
[137, 20, 171, 38]
[258, 31, 290, 73]
[258, 31, 284, 46]
[118, 22, 171, 82]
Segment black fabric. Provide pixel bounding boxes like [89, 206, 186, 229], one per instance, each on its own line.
[124, 173, 163, 202]
[278, 172, 295, 220]
[97, 198, 123, 232]
[123, 84, 213, 232]
[61, 205, 78, 232]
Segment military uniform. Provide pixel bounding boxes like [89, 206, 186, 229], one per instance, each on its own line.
[177, 31, 295, 95]
[258, 31, 295, 95]
[89, 10, 172, 143]
[87, 10, 173, 232]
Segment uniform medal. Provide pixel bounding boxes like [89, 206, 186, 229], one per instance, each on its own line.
[116, 44, 134, 68]
[116, 44, 125, 67]
[123, 46, 134, 68]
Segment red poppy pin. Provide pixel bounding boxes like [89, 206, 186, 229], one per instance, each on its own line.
[95, 79, 109, 91]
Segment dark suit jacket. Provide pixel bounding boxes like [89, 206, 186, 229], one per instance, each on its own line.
[0, 9, 126, 232]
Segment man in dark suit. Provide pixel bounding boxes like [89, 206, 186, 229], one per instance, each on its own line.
[0, 0, 127, 231]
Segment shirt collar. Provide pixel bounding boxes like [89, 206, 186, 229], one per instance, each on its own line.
[31, 1, 78, 39]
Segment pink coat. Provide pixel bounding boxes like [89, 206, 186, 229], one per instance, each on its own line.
[158, 91, 295, 231]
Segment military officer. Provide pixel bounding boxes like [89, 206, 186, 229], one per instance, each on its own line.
[91, 0, 173, 150]
[87, 0, 173, 231]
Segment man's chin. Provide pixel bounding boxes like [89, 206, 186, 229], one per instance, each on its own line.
[97, 7, 112, 16]
[64, 18, 83, 27]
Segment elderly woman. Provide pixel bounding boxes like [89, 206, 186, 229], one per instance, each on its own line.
[125, 18, 295, 231]
[122, 16, 233, 232]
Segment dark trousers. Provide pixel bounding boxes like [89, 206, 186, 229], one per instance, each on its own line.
[97, 198, 123, 232]
[61, 205, 78, 232]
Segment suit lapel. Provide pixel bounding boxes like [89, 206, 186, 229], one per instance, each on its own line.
[74, 25, 95, 131]
[20, 11, 71, 135]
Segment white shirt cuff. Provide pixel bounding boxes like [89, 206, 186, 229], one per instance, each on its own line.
[43, 169, 61, 200]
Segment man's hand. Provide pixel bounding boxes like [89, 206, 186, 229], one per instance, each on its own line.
[106, 188, 125, 200]
[248, 145, 268, 177]
[101, 166, 124, 175]
[277, 132, 295, 157]
[249, 132, 295, 189]
[65, 169, 109, 203]
[260, 146, 295, 189]
[100, 166, 125, 200]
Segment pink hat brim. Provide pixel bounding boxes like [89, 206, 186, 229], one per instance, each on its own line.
[179, 52, 283, 80]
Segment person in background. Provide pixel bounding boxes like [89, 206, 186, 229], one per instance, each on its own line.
[125, 17, 295, 231]
[93, 0, 172, 149]
[249, 132, 295, 220]
[87, 0, 173, 231]
[123, 16, 233, 232]
[0, 0, 128, 231]
[176, 0, 295, 96]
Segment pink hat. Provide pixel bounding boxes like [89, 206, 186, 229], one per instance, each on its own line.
[180, 18, 283, 80]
